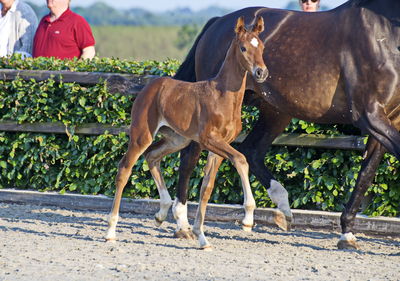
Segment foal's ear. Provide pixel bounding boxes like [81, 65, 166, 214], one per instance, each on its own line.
[252, 16, 264, 34]
[235, 16, 245, 34]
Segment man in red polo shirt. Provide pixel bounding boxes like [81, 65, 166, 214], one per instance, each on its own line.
[33, 0, 95, 59]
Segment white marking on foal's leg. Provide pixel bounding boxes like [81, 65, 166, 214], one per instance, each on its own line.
[197, 232, 212, 251]
[232, 154, 256, 232]
[192, 223, 211, 250]
[105, 213, 119, 241]
[154, 188, 172, 226]
[172, 198, 191, 232]
[267, 180, 292, 218]
[242, 196, 256, 232]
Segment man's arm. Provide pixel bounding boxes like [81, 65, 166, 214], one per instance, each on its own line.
[17, 4, 39, 55]
[81, 46, 95, 59]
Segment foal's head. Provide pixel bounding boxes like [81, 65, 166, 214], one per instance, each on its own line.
[234, 16, 268, 83]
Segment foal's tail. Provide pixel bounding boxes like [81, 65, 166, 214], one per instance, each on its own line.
[174, 16, 220, 82]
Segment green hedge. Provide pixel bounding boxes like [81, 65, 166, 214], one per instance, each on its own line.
[0, 55, 399, 217]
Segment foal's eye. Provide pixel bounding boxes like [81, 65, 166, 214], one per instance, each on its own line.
[240, 46, 247, 52]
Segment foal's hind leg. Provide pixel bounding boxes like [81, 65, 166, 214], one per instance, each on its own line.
[106, 131, 153, 241]
[144, 130, 190, 228]
[338, 137, 385, 250]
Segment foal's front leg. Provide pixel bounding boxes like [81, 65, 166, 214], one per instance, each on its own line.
[193, 140, 257, 250]
[204, 139, 256, 231]
[238, 105, 292, 231]
[192, 152, 224, 250]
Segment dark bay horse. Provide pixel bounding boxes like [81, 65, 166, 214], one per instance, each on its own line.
[171, 0, 400, 249]
[105, 16, 268, 247]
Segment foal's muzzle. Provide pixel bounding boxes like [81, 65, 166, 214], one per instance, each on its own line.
[254, 67, 268, 83]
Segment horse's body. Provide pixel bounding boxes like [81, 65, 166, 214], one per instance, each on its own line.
[105, 17, 268, 249]
[172, 0, 400, 249]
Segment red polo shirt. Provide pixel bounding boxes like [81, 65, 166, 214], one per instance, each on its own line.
[33, 9, 95, 59]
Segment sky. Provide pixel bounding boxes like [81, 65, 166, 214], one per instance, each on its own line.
[28, 0, 348, 11]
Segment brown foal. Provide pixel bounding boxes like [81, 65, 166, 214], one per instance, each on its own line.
[105, 16, 268, 249]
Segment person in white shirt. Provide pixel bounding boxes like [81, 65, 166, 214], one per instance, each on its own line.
[0, 0, 38, 57]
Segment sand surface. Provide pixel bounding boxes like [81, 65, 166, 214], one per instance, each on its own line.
[0, 202, 399, 281]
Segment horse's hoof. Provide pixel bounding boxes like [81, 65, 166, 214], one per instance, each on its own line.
[274, 210, 292, 231]
[242, 224, 253, 232]
[337, 233, 360, 250]
[174, 229, 196, 240]
[337, 239, 360, 250]
[154, 216, 163, 227]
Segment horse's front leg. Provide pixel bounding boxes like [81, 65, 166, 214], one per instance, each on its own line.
[173, 141, 202, 239]
[338, 137, 385, 249]
[239, 105, 293, 230]
[192, 152, 223, 250]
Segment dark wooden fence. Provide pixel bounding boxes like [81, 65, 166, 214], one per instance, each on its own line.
[0, 68, 366, 151]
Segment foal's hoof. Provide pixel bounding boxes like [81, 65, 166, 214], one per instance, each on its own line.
[242, 224, 253, 232]
[274, 210, 292, 231]
[200, 245, 213, 251]
[337, 239, 360, 250]
[174, 229, 196, 240]
[105, 238, 116, 243]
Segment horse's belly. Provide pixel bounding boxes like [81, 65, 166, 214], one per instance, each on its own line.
[260, 85, 351, 123]
[285, 99, 351, 123]
[288, 103, 351, 123]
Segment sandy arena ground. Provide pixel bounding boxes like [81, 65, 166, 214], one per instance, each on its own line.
[0, 202, 399, 281]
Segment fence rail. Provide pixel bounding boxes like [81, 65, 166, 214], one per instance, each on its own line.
[0, 68, 155, 94]
[0, 68, 366, 151]
[0, 121, 366, 150]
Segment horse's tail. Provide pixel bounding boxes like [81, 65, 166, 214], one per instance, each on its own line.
[174, 16, 220, 82]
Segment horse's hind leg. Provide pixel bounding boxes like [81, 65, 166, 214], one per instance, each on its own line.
[338, 137, 385, 250]
[144, 129, 190, 228]
[106, 130, 153, 241]
[192, 152, 224, 250]
[355, 101, 400, 160]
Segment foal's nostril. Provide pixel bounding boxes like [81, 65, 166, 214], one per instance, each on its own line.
[255, 68, 263, 78]
[254, 68, 268, 82]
